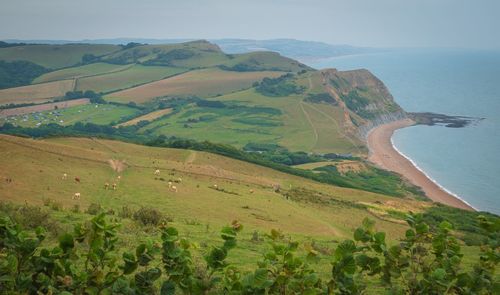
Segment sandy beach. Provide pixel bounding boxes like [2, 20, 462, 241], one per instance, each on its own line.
[367, 119, 474, 211]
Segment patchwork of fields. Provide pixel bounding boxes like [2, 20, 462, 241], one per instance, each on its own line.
[107, 68, 284, 103]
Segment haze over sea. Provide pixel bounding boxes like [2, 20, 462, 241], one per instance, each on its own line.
[309, 49, 500, 214]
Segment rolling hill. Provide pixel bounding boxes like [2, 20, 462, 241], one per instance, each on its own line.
[0, 40, 403, 155]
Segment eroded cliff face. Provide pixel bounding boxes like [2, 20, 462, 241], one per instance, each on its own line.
[319, 68, 407, 139]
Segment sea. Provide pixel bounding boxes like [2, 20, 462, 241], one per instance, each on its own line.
[308, 49, 500, 214]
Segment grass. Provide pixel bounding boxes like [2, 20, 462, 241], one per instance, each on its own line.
[0, 103, 140, 127]
[0, 134, 413, 239]
[75, 64, 187, 93]
[106, 68, 284, 103]
[116, 108, 173, 127]
[0, 44, 121, 69]
[0, 79, 75, 105]
[33, 63, 130, 84]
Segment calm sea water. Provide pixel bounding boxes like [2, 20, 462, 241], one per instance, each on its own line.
[309, 49, 500, 214]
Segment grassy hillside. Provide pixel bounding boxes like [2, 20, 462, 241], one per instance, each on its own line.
[0, 134, 425, 239]
[0, 134, 495, 285]
[0, 43, 121, 69]
[33, 62, 129, 83]
[74, 64, 187, 93]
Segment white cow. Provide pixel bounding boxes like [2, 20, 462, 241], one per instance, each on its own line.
[154, 169, 160, 176]
[73, 192, 81, 200]
[62, 173, 67, 180]
[171, 185, 178, 193]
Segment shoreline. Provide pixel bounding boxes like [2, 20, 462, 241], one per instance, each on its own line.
[367, 119, 475, 211]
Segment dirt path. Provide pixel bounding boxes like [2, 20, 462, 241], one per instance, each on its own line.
[185, 151, 197, 164]
[108, 159, 127, 173]
[299, 102, 319, 149]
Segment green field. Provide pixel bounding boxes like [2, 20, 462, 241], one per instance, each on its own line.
[75, 64, 187, 93]
[0, 44, 120, 69]
[0, 103, 140, 127]
[33, 62, 130, 83]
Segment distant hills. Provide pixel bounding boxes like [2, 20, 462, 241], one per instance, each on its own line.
[2, 38, 379, 61]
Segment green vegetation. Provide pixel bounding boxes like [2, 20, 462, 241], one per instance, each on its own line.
[340, 90, 372, 119]
[143, 49, 195, 66]
[0, 60, 49, 89]
[255, 74, 305, 97]
[1, 203, 497, 294]
[304, 92, 337, 104]
[0, 43, 121, 69]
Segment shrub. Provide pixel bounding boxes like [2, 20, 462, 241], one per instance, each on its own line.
[86, 203, 102, 215]
[133, 207, 164, 226]
[119, 205, 133, 219]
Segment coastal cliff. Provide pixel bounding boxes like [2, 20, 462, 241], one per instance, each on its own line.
[319, 68, 407, 140]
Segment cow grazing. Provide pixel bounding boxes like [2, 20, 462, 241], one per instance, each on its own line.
[249, 189, 254, 194]
[62, 173, 67, 180]
[168, 181, 173, 188]
[171, 185, 178, 193]
[213, 184, 218, 189]
[154, 169, 160, 176]
[112, 183, 117, 190]
[73, 192, 81, 200]
[117, 175, 121, 180]
[104, 182, 110, 190]
[74, 177, 80, 183]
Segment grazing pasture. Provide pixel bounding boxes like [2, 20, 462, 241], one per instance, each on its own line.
[0, 134, 416, 241]
[0, 44, 120, 69]
[107, 68, 284, 103]
[0, 79, 75, 105]
[75, 64, 186, 93]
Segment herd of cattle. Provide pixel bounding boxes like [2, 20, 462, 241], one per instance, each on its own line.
[68, 168, 182, 200]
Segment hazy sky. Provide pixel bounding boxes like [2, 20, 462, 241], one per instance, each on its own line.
[1, 0, 499, 48]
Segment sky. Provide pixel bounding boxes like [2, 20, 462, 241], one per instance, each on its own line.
[1, 0, 499, 49]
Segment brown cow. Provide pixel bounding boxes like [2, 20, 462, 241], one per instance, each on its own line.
[74, 177, 80, 183]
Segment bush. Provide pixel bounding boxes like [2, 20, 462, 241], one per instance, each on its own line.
[133, 207, 165, 226]
[86, 203, 102, 215]
[255, 74, 305, 97]
[119, 205, 133, 219]
[0, 202, 60, 235]
[0, 212, 497, 294]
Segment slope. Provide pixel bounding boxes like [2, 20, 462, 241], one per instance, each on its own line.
[0, 134, 425, 239]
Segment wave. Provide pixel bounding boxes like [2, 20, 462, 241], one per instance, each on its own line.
[390, 132, 477, 210]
